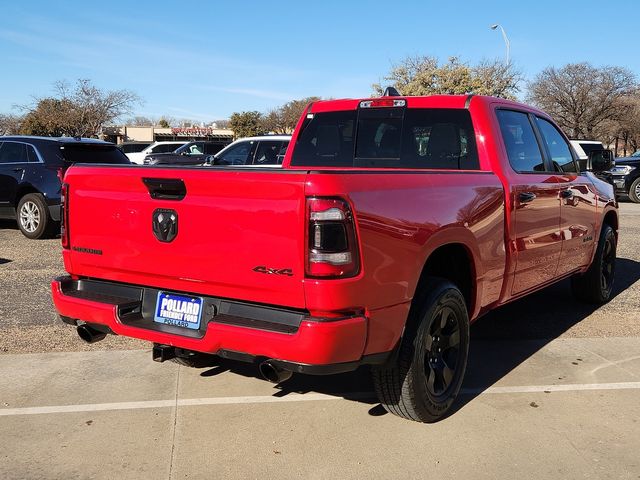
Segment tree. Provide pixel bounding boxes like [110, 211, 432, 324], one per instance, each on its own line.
[229, 111, 264, 138]
[527, 63, 637, 139]
[610, 93, 640, 155]
[0, 113, 24, 135]
[21, 98, 76, 136]
[373, 56, 522, 99]
[126, 116, 154, 126]
[258, 97, 320, 134]
[19, 79, 141, 137]
[157, 117, 171, 128]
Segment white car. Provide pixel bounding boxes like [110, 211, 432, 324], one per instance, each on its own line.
[570, 140, 605, 171]
[207, 135, 291, 167]
[126, 141, 187, 164]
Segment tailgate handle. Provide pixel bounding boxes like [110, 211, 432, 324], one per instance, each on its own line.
[142, 178, 186, 200]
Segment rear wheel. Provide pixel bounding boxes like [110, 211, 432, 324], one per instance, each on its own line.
[16, 193, 58, 239]
[372, 278, 470, 422]
[629, 178, 640, 203]
[571, 224, 616, 304]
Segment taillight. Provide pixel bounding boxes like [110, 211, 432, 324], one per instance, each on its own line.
[61, 183, 70, 249]
[306, 197, 360, 278]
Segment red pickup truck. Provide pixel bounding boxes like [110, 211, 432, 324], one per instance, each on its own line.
[51, 94, 618, 422]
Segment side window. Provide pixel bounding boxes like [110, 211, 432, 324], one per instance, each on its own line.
[217, 142, 253, 165]
[204, 143, 219, 155]
[536, 118, 577, 173]
[187, 143, 204, 155]
[26, 145, 40, 163]
[496, 110, 545, 173]
[0, 142, 28, 164]
[253, 141, 283, 165]
[277, 141, 288, 163]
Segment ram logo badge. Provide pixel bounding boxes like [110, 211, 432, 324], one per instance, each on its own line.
[253, 266, 294, 276]
[152, 208, 178, 242]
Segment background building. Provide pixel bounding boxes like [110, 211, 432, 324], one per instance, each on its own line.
[102, 125, 234, 147]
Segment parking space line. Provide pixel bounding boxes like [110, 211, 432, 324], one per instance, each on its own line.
[1, 382, 639, 417]
[461, 381, 640, 394]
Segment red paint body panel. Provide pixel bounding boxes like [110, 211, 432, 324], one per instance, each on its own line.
[52, 94, 618, 368]
[51, 280, 367, 364]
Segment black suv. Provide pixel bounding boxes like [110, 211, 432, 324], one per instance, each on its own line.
[0, 136, 130, 239]
[610, 151, 640, 203]
[144, 141, 227, 165]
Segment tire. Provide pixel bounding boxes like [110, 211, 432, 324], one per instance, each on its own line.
[16, 193, 58, 239]
[372, 278, 470, 423]
[170, 348, 217, 368]
[629, 178, 640, 203]
[571, 224, 616, 304]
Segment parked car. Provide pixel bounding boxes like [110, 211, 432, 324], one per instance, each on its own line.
[118, 141, 152, 155]
[51, 94, 617, 423]
[570, 140, 605, 171]
[126, 141, 187, 164]
[206, 135, 290, 166]
[610, 150, 640, 202]
[0, 136, 130, 239]
[144, 141, 228, 166]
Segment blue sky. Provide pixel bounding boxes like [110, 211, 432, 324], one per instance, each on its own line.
[0, 0, 638, 122]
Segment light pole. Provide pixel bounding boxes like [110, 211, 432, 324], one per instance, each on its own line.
[490, 24, 510, 64]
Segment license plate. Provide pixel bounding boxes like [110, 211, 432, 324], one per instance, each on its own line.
[154, 292, 203, 330]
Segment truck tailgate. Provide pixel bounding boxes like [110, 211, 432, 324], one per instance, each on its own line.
[64, 166, 308, 309]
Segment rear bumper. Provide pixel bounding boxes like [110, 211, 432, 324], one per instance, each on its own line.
[51, 276, 377, 369]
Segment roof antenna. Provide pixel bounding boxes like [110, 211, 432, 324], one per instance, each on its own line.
[382, 86, 402, 97]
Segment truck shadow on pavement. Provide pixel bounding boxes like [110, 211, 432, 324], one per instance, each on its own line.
[199, 257, 640, 419]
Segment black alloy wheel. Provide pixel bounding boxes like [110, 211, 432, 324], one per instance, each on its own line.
[424, 306, 461, 398]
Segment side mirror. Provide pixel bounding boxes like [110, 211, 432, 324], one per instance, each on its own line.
[587, 149, 614, 173]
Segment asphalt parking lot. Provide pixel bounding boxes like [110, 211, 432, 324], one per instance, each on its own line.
[1, 202, 639, 479]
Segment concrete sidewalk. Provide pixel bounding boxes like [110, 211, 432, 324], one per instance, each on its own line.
[0, 337, 639, 480]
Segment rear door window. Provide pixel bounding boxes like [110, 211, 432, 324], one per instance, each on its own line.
[291, 108, 479, 169]
[496, 110, 546, 173]
[0, 141, 28, 163]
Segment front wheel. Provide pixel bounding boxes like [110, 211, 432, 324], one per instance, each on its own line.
[372, 278, 470, 422]
[628, 178, 640, 203]
[571, 224, 616, 304]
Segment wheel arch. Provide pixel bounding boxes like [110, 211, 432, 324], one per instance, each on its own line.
[411, 229, 482, 322]
[14, 185, 41, 209]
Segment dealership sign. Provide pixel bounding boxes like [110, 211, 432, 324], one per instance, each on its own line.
[171, 127, 230, 137]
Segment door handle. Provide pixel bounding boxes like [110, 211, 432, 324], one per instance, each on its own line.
[12, 167, 24, 173]
[518, 192, 537, 204]
[560, 189, 574, 199]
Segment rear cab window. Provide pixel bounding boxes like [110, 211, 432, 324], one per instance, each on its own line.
[290, 107, 479, 170]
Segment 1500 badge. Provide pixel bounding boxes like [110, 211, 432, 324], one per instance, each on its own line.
[253, 266, 294, 276]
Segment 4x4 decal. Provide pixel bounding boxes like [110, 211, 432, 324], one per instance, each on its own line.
[252, 266, 293, 276]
